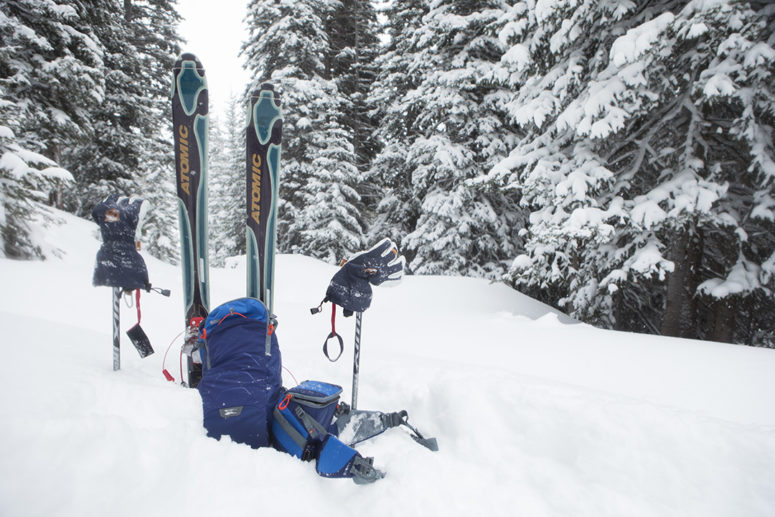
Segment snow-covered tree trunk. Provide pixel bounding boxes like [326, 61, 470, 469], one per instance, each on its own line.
[661, 223, 702, 338]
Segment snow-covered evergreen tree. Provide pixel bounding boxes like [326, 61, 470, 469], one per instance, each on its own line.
[0, 0, 104, 150]
[371, 0, 523, 276]
[242, 0, 365, 261]
[209, 95, 246, 267]
[63, 0, 180, 261]
[328, 0, 381, 179]
[0, 0, 103, 257]
[0, 0, 102, 198]
[0, 0, 180, 261]
[483, 0, 653, 327]
[208, 111, 229, 266]
[367, 0, 429, 248]
[63, 1, 144, 213]
[484, 0, 775, 345]
[126, 0, 181, 262]
[688, 0, 775, 345]
[0, 96, 73, 258]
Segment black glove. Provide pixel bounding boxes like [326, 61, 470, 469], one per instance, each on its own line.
[324, 238, 405, 315]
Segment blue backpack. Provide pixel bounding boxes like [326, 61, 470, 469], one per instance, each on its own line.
[196, 298, 383, 483]
[196, 297, 282, 448]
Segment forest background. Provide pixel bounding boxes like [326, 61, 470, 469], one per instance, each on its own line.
[2, 0, 774, 347]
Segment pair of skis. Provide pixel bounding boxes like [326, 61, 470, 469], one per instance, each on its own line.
[171, 53, 282, 387]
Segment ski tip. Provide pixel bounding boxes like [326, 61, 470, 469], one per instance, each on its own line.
[172, 53, 208, 114]
[174, 52, 205, 72]
[251, 84, 281, 104]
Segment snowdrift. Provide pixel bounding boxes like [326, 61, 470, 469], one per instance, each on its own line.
[0, 210, 773, 517]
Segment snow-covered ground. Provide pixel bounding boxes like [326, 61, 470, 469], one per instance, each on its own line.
[1, 210, 774, 517]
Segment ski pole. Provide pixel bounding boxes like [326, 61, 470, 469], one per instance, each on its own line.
[112, 287, 121, 371]
[352, 311, 362, 409]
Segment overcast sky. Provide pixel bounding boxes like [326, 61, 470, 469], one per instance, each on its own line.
[176, 0, 251, 118]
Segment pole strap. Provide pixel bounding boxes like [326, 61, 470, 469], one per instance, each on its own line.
[323, 303, 344, 362]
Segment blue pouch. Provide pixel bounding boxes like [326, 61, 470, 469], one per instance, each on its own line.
[271, 380, 342, 460]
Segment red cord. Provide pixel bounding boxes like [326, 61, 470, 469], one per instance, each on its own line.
[162, 330, 184, 382]
[135, 289, 142, 325]
[282, 365, 298, 385]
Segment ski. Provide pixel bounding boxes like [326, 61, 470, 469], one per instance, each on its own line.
[172, 53, 210, 387]
[245, 84, 282, 355]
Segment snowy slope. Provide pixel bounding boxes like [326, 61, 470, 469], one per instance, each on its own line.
[1, 211, 774, 517]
